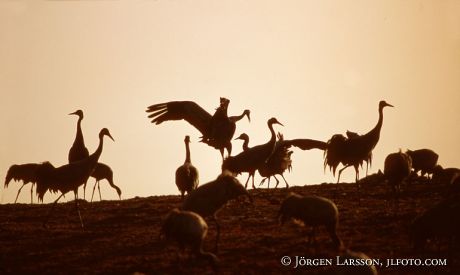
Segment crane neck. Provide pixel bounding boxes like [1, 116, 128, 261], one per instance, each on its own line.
[242, 139, 249, 151]
[74, 117, 85, 146]
[268, 121, 277, 144]
[365, 105, 385, 141]
[230, 111, 246, 123]
[185, 141, 191, 163]
[90, 133, 105, 163]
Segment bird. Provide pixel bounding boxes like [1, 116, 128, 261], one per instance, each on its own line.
[222, 117, 283, 189]
[324, 100, 393, 187]
[4, 163, 40, 203]
[68, 109, 90, 200]
[259, 133, 328, 188]
[36, 128, 114, 228]
[89, 162, 122, 202]
[384, 150, 412, 204]
[146, 97, 250, 159]
[175, 135, 199, 200]
[68, 110, 90, 163]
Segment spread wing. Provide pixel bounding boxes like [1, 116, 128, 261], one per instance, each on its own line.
[282, 139, 328, 151]
[146, 101, 212, 136]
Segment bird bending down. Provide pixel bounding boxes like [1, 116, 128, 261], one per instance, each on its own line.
[89, 162, 122, 202]
[146, 97, 250, 159]
[324, 100, 393, 187]
[222, 117, 283, 189]
[175, 135, 199, 199]
[36, 128, 114, 228]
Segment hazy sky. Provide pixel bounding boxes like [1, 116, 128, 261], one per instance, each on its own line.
[1, 0, 459, 204]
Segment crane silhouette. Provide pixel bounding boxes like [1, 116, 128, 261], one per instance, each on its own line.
[324, 100, 393, 187]
[68, 110, 90, 162]
[258, 133, 328, 188]
[175, 135, 199, 200]
[222, 117, 283, 189]
[36, 128, 114, 228]
[89, 162, 122, 202]
[68, 110, 90, 200]
[4, 163, 40, 203]
[258, 133, 293, 188]
[146, 97, 250, 159]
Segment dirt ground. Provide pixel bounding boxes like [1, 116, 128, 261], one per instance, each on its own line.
[1, 177, 458, 274]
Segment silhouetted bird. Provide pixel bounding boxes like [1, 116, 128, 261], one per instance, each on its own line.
[259, 133, 328, 188]
[175, 136, 199, 200]
[406, 149, 439, 179]
[4, 163, 40, 203]
[222, 117, 283, 189]
[36, 128, 114, 228]
[384, 150, 412, 203]
[324, 100, 393, 187]
[146, 98, 250, 159]
[89, 162, 122, 202]
[68, 110, 90, 163]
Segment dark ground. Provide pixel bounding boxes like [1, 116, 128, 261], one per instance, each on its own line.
[1, 177, 458, 274]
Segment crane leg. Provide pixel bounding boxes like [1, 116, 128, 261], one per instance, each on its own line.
[274, 176, 280, 188]
[212, 215, 220, 253]
[43, 193, 65, 228]
[251, 173, 256, 189]
[267, 177, 271, 189]
[281, 174, 289, 188]
[91, 181, 98, 202]
[14, 183, 26, 203]
[30, 184, 34, 204]
[98, 182, 102, 201]
[337, 165, 351, 184]
[74, 197, 84, 229]
[259, 178, 267, 187]
[244, 175, 251, 189]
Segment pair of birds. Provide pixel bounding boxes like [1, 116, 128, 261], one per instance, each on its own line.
[35, 110, 119, 228]
[147, 98, 394, 195]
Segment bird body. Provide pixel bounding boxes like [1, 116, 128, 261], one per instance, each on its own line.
[4, 163, 40, 203]
[68, 110, 90, 163]
[146, 98, 250, 158]
[222, 118, 283, 189]
[324, 100, 393, 184]
[384, 150, 412, 200]
[36, 128, 114, 228]
[182, 171, 252, 251]
[90, 162, 122, 202]
[175, 136, 199, 199]
[406, 149, 439, 178]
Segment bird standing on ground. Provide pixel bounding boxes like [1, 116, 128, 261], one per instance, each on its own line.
[68, 110, 90, 199]
[222, 117, 283, 189]
[36, 128, 114, 228]
[4, 163, 40, 203]
[175, 136, 199, 200]
[146, 97, 250, 159]
[324, 100, 393, 187]
[89, 162, 122, 202]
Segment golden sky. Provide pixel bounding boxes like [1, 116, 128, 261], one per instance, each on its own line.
[1, 0, 459, 203]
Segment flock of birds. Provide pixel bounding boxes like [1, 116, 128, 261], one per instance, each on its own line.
[4, 97, 460, 273]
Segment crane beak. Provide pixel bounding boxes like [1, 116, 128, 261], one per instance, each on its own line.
[387, 103, 394, 107]
[277, 121, 284, 126]
[107, 133, 115, 142]
[68, 111, 78, 116]
[246, 112, 251, 122]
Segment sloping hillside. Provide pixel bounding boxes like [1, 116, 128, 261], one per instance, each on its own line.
[0, 178, 458, 274]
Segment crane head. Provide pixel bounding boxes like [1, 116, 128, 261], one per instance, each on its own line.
[379, 101, 394, 109]
[268, 117, 284, 127]
[244, 109, 251, 122]
[184, 135, 191, 143]
[234, 133, 249, 141]
[69, 110, 84, 119]
[99, 128, 115, 142]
